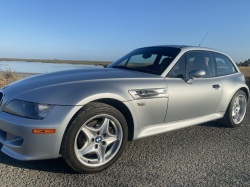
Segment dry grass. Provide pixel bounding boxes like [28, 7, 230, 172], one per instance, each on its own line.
[0, 68, 27, 88]
[238, 67, 250, 85]
[239, 66, 250, 77]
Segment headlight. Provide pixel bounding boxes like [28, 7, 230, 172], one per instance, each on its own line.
[4, 100, 55, 120]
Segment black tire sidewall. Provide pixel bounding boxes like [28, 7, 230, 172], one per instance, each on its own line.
[65, 106, 128, 173]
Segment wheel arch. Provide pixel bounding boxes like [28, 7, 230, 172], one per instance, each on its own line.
[94, 98, 134, 141]
[225, 86, 249, 109]
[62, 98, 135, 145]
[239, 87, 249, 101]
[218, 86, 249, 128]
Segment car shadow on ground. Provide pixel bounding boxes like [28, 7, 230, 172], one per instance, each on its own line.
[198, 120, 230, 128]
[0, 120, 228, 174]
[0, 143, 77, 174]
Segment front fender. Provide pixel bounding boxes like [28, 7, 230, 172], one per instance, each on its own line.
[4, 77, 167, 136]
[8, 80, 134, 106]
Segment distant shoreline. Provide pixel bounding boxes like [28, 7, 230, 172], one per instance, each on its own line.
[0, 58, 112, 66]
[0, 70, 40, 77]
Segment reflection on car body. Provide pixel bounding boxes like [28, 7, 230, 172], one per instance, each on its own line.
[0, 45, 248, 173]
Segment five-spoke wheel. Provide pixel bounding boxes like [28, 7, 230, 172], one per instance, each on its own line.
[74, 114, 123, 167]
[61, 102, 128, 174]
[232, 94, 247, 124]
[219, 90, 247, 128]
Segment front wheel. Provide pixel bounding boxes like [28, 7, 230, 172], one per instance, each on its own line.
[219, 90, 247, 128]
[61, 102, 128, 173]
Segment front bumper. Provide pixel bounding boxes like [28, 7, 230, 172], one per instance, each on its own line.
[0, 105, 82, 160]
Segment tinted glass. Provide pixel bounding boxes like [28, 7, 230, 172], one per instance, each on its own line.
[214, 53, 237, 76]
[159, 55, 173, 64]
[167, 55, 186, 78]
[108, 47, 181, 75]
[186, 51, 215, 78]
[128, 54, 157, 67]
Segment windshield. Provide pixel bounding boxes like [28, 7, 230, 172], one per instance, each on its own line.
[108, 47, 181, 75]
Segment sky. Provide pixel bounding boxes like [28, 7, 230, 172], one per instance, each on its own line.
[0, 0, 249, 63]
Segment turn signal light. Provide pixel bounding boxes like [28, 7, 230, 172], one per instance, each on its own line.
[33, 129, 56, 134]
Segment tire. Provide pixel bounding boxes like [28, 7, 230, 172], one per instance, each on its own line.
[61, 102, 128, 174]
[219, 90, 247, 128]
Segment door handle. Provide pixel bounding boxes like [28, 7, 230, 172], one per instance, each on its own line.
[212, 84, 220, 89]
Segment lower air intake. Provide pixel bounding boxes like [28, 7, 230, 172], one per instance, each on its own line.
[0, 92, 3, 103]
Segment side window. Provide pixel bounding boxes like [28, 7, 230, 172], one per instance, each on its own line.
[214, 53, 237, 76]
[186, 51, 215, 78]
[167, 55, 186, 78]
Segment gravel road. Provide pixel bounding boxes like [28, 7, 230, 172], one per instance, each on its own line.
[0, 103, 250, 187]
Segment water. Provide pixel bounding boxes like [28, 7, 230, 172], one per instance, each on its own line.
[0, 61, 103, 74]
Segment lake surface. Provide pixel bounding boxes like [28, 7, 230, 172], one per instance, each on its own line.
[0, 61, 103, 74]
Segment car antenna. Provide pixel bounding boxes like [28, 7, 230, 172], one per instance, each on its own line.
[198, 32, 208, 47]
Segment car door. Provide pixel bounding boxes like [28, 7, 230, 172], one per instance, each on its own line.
[164, 50, 223, 123]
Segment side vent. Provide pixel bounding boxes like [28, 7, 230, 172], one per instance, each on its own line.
[129, 88, 167, 100]
[135, 90, 159, 98]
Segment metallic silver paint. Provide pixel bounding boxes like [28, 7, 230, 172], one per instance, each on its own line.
[125, 98, 168, 130]
[189, 69, 206, 78]
[0, 45, 248, 161]
[164, 77, 223, 123]
[0, 105, 82, 160]
[215, 73, 249, 112]
[185, 69, 206, 84]
[134, 112, 225, 139]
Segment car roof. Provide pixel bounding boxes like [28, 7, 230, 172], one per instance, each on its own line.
[138, 45, 225, 54]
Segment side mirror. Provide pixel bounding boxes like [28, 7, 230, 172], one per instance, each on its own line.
[185, 69, 205, 84]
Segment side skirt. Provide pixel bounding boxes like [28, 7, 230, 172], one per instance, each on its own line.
[133, 112, 224, 140]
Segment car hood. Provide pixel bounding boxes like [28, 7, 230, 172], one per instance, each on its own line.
[2, 68, 160, 102]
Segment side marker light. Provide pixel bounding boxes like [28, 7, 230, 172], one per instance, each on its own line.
[33, 129, 56, 134]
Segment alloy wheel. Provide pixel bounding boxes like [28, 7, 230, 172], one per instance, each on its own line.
[74, 114, 123, 167]
[232, 94, 247, 124]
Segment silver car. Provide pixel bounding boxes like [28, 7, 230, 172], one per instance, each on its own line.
[0, 45, 248, 173]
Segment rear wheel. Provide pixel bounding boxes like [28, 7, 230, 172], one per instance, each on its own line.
[219, 90, 247, 128]
[61, 102, 128, 173]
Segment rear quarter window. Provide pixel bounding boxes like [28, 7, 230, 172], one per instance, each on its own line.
[214, 52, 237, 76]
